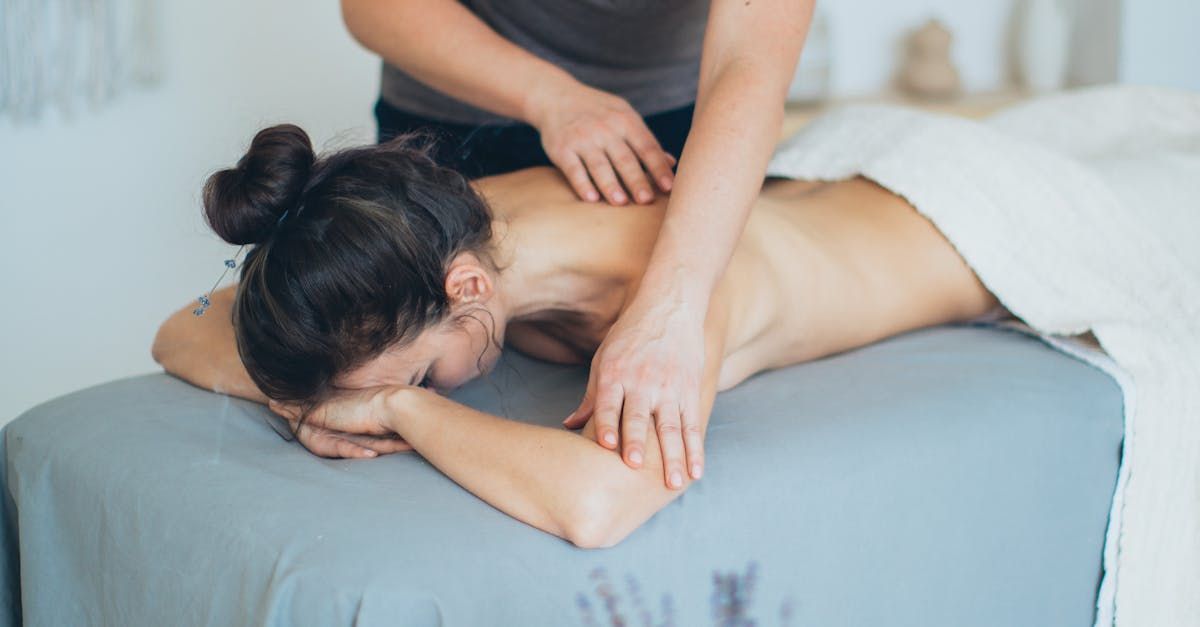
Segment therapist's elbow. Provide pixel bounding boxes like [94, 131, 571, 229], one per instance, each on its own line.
[340, 0, 395, 50]
[339, 0, 371, 45]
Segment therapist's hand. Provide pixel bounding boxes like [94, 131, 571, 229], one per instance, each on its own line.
[562, 291, 706, 489]
[528, 81, 677, 206]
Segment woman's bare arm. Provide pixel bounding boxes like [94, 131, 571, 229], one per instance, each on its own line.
[153, 286, 411, 458]
[370, 288, 732, 548]
[151, 285, 265, 403]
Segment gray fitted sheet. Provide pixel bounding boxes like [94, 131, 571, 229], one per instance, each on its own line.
[1, 326, 1123, 627]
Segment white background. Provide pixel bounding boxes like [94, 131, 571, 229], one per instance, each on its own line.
[1, 0, 1196, 427]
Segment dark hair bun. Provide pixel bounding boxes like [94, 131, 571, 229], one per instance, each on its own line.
[203, 124, 315, 245]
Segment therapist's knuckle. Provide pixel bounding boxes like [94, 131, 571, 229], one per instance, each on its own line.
[625, 361, 650, 380]
[612, 152, 639, 169]
[648, 365, 676, 384]
[657, 421, 682, 436]
[633, 141, 661, 160]
[565, 166, 589, 185]
[599, 359, 626, 380]
[592, 164, 617, 183]
[583, 127, 609, 146]
[615, 104, 639, 121]
[650, 374, 674, 394]
[595, 400, 620, 419]
[627, 410, 650, 425]
[627, 119, 654, 139]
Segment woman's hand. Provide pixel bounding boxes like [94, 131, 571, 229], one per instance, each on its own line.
[269, 388, 414, 459]
[290, 420, 413, 459]
[562, 291, 707, 489]
[528, 81, 677, 206]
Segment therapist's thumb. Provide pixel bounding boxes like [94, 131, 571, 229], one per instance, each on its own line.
[562, 388, 596, 429]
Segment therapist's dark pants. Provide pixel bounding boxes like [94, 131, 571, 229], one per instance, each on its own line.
[375, 97, 695, 179]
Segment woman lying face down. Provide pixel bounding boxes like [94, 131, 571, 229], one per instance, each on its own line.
[153, 124, 1000, 547]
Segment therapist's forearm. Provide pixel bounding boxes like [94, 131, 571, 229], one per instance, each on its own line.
[637, 65, 789, 307]
[340, 0, 577, 123]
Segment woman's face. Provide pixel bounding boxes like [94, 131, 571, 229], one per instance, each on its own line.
[334, 251, 504, 397]
[335, 311, 505, 396]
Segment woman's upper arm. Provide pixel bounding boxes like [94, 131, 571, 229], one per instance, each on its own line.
[152, 285, 267, 403]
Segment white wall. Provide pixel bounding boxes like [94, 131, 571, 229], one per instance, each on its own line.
[0, 1, 379, 425]
[0, 0, 1192, 427]
[1120, 0, 1200, 92]
[822, 0, 1019, 95]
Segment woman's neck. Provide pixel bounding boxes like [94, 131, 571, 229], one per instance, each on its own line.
[474, 172, 635, 327]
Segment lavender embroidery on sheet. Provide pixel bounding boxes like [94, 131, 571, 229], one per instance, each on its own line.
[576, 561, 796, 626]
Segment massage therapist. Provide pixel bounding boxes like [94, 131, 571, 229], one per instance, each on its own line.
[340, 0, 813, 489]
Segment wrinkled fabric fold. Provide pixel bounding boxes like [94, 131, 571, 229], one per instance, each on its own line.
[766, 85, 1200, 627]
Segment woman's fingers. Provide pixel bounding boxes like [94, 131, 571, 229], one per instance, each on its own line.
[331, 437, 379, 459]
[606, 141, 655, 204]
[294, 424, 411, 458]
[618, 392, 654, 468]
[340, 432, 414, 454]
[580, 147, 628, 205]
[296, 425, 377, 459]
[269, 399, 298, 421]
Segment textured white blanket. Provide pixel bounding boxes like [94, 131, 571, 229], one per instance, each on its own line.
[766, 85, 1200, 627]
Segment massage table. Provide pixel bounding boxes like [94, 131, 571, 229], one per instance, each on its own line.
[1, 325, 1122, 626]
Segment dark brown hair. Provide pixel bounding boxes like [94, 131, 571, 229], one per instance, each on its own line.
[203, 124, 495, 408]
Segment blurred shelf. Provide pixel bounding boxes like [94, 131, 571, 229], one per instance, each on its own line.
[780, 89, 1030, 138]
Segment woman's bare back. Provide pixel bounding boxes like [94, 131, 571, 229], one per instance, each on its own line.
[474, 168, 998, 390]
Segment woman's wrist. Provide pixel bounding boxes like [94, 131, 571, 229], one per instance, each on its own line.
[383, 385, 432, 436]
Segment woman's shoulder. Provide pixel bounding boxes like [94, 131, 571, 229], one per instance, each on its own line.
[474, 167, 580, 210]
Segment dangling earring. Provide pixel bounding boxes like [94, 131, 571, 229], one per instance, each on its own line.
[193, 245, 246, 316]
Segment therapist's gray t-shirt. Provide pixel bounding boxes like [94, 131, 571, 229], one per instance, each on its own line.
[380, 0, 710, 125]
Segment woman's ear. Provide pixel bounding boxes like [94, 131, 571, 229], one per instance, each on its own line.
[444, 252, 495, 306]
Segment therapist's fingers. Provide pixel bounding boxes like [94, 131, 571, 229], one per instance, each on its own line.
[618, 391, 654, 469]
[590, 375, 625, 450]
[563, 389, 595, 429]
[680, 393, 704, 480]
[654, 406, 688, 489]
[580, 148, 628, 205]
[550, 150, 601, 202]
[606, 141, 655, 204]
[628, 130, 676, 193]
